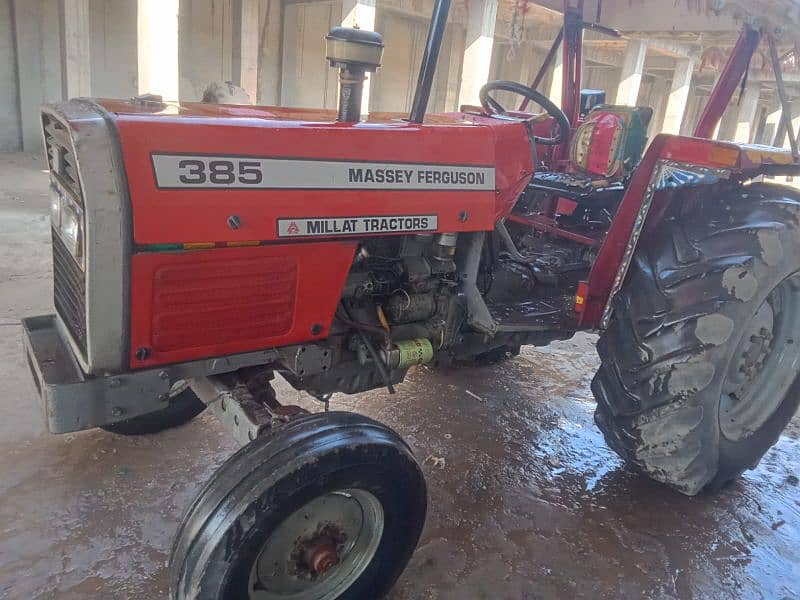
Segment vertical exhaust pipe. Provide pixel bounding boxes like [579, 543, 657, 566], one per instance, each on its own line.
[326, 27, 384, 122]
[409, 0, 451, 123]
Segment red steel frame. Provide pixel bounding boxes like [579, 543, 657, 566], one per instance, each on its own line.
[694, 26, 762, 139]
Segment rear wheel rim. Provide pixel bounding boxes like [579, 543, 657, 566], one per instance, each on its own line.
[248, 488, 384, 600]
[720, 273, 800, 441]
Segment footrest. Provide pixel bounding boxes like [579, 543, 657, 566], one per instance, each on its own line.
[487, 298, 569, 332]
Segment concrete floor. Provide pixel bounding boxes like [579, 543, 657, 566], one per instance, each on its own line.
[0, 152, 798, 599]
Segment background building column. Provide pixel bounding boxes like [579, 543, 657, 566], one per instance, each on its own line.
[615, 38, 647, 106]
[138, 0, 179, 100]
[458, 0, 498, 107]
[761, 104, 783, 145]
[548, 42, 564, 108]
[237, 0, 260, 102]
[342, 0, 376, 115]
[733, 83, 761, 143]
[662, 58, 694, 135]
[61, 0, 91, 98]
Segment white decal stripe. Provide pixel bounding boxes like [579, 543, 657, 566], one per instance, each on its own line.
[277, 216, 438, 237]
[152, 154, 495, 190]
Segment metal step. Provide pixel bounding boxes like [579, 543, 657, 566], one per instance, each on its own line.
[486, 297, 570, 332]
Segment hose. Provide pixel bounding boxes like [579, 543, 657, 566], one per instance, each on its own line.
[338, 303, 396, 394]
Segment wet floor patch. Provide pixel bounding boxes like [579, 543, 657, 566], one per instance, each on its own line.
[0, 154, 798, 599]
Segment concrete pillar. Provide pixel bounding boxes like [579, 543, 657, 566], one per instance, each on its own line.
[733, 83, 761, 143]
[783, 104, 800, 151]
[716, 104, 738, 141]
[138, 0, 179, 100]
[615, 39, 647, 106]
[444, 25, 466, 110]
[257, 0, 282, 106]
[342, 0, 376, 114]
[548, 42, 563, 109]
[238, 0, 260, 102]
[458, 0, 499, 107]
[646, 77, 669, 137]
[12, 0, 63, 152]
[662, 58, 694, 135]
[762, 105, 783, 145]
[62, 0, 91, 98]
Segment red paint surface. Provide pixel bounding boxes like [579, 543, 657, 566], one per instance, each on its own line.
[101, 101, 534, 244]
[130, 242, 356, 368]
[578, 134, 771, 327]
[694, 27, 761, 139]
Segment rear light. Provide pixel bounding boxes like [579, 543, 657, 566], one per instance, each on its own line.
[575, 281, 589, 313]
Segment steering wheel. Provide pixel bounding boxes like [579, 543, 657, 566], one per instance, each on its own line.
[479, 80, 570, 146]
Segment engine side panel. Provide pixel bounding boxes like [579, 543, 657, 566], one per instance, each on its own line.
[107, 102, 534, 246]
[129, 242, 356, 368]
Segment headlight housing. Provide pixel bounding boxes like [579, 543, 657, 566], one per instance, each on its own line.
[50, 183, 85, 270]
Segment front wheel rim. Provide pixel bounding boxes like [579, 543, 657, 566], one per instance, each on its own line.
[248, 488, 385, 600]
[720, 272, 800, 441]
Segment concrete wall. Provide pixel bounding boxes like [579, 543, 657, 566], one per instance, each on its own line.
[11, 0, 63, 153]
[180, 0, 235, 101]
[0, 0, 22, 152]
[89, 0, 137, 98]
[0, 0, 790, 152]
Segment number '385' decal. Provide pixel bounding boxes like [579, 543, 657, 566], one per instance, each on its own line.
[177, 159, 263, 185]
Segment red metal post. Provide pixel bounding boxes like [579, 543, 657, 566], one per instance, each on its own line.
[519, 27, 564, 111]
[561, 0, 585, 129]
[694, 26, 761, 139]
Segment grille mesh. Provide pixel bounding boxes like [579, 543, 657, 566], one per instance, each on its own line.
[42, 115, 82, 204]
[52, 229, 87, 354]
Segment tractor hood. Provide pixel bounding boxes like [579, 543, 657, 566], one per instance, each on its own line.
[92, 99, 536, 247]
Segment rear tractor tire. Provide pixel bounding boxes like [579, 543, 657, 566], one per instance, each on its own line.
[169, 411, 427, 600]
[593, 183, 800, 495]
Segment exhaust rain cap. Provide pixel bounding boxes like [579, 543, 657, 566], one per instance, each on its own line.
[325, 27, 384, 71]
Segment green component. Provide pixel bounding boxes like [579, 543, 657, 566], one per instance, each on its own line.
[141, 243, 183, 252]
[395, 338, 434, 369]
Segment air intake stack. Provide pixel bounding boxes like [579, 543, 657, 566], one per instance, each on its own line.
[325, 27, 384, 122]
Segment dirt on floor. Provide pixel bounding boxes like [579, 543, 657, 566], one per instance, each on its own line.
[0, 152, 798, 599]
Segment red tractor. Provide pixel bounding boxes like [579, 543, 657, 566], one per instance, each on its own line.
[24, 0, 800, 597]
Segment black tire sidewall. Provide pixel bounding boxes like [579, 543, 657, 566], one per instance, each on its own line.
[712, 269, 800, 488]
[181, 439, 427, 599]
[101, 388, 205, 435]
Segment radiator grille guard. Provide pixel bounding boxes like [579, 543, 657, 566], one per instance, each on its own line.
[43, 113, 88, 356]
[52, 229, 87, 354]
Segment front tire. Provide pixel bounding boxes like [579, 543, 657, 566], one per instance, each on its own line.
[593, 183, 800, 495]
[169, 412, 427, 599]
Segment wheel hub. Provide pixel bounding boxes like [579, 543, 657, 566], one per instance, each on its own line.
[306, 542, 340, 576]
[720, 274, 800, 441]
[248, 489, 384, 599]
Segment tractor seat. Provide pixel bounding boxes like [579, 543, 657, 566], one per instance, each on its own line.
[529, 105, 652, 204]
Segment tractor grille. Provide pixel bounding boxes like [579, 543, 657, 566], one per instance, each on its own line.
[42, 115, 83, 204]
[52, 229, 87, 354]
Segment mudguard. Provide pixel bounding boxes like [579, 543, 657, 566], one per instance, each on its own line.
[580, 133, 800, 328]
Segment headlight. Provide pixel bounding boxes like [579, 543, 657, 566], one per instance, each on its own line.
[49, 185, 61, 228]
[52, 185, 85, 270]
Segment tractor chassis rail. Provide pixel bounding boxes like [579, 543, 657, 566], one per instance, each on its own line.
[22, 314, 304, 434]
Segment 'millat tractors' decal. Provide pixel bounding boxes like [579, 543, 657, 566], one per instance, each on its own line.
[277, 215, 438, 237]
[150, 154, 495, 191]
